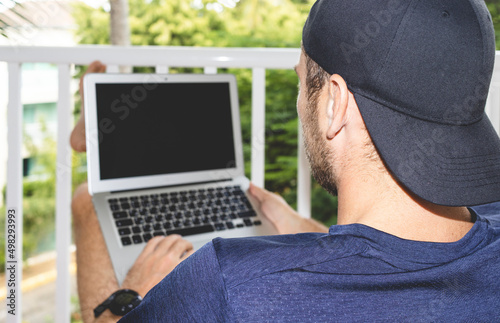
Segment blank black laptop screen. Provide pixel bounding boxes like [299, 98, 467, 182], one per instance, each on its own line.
[95, 82, 236, 180]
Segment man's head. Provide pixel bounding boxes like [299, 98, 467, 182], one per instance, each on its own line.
[299, 0, 500, 206]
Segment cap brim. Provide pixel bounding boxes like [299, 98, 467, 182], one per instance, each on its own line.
[354, 92, 500, 206]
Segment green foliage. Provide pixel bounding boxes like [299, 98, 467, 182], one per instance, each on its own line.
[486, 0, 500, 49]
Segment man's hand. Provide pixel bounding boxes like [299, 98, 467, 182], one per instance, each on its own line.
[121, 235, 194, 297]
[247, 183, 329, 234]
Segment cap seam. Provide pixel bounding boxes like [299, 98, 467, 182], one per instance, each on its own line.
[374, 0, 418, 85]
[353, 87, 485, 126]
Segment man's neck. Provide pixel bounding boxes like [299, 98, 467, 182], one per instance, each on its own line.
[336, 172, 474, 243]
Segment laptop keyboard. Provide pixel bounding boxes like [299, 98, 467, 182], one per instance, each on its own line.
[108, 185, 262, 246]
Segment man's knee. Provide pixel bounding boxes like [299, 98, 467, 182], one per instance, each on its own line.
[72, 183, 94, 224]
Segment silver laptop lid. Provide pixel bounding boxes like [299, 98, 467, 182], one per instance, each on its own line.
[84, 73, 245, 195]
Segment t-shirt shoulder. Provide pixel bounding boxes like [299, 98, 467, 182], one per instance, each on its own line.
[211, 232, 362, 289]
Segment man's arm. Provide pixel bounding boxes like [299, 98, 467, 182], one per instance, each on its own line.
[72, 183, 194, 323]
[247, 183, 329, 234]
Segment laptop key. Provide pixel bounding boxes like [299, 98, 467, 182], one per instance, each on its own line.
[143, 233, 153, 242]
[166, 225, 214, 237]
[113, 211, 128, 219]
[226, 222, 235, 229]
[116, 219, 133, 227]
[153, 231, 165, 237]
[238, 210, 256, 218]
[110, 204, 120, 211]
[244, 219, 253, 227]
[121, 237, 132, 246]
[119, 228, 131, 236]
[132, 226, 142, 233]
[132, 235, 143, 244]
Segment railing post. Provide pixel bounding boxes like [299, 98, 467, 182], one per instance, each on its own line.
[297, 125, 311, 218]
[155, 65, 169, 74]
[251, 68, 266, 188]
[204, 66, 217, 74]
[6, 62, 23, 323]
[106, 65, 119, 73]
[55, 64, 73, 323]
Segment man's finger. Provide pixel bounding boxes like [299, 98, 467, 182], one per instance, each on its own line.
[153, 234, 183, 252]
[138, 235, 178, 260]
[164, 237, 193, 258]
[248, 182, 268, 202]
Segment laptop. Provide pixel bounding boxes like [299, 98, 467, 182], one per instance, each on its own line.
[83, 73, 276, 283]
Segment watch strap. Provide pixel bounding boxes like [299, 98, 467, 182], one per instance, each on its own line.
[94, 289, 142, 318]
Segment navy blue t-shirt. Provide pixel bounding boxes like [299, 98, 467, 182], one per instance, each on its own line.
[120, 211, 500, 322]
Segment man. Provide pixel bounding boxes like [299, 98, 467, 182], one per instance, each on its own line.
[73, 0, 500, 321]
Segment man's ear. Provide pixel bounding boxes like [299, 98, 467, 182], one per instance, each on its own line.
[326, 74, 349, 140]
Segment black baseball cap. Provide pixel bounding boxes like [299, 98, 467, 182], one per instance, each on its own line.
[303, 0, 500, 206]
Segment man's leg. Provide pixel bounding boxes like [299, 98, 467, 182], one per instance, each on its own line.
[72, 183, 119, 323]
[70, 61, 106, 152]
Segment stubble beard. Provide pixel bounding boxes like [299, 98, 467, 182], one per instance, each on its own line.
[301, 100, 339, 197]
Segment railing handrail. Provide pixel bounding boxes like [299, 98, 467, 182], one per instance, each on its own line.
[0, 45, 301, 68]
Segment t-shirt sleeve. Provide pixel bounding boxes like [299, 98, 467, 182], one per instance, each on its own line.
[119, 241, 232, 322]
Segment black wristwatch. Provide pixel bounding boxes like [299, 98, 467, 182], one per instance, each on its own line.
[94, 289, 142, 318]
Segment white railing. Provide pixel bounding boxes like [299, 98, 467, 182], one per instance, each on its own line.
[3, 45, 500, 323]
[0, 45, 305, 323]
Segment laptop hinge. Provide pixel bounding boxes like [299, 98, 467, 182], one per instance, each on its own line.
[109, 179, 234, 194]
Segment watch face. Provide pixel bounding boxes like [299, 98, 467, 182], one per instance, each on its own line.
[110, 290, 142, 316]
[115, 292, 137, 304]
